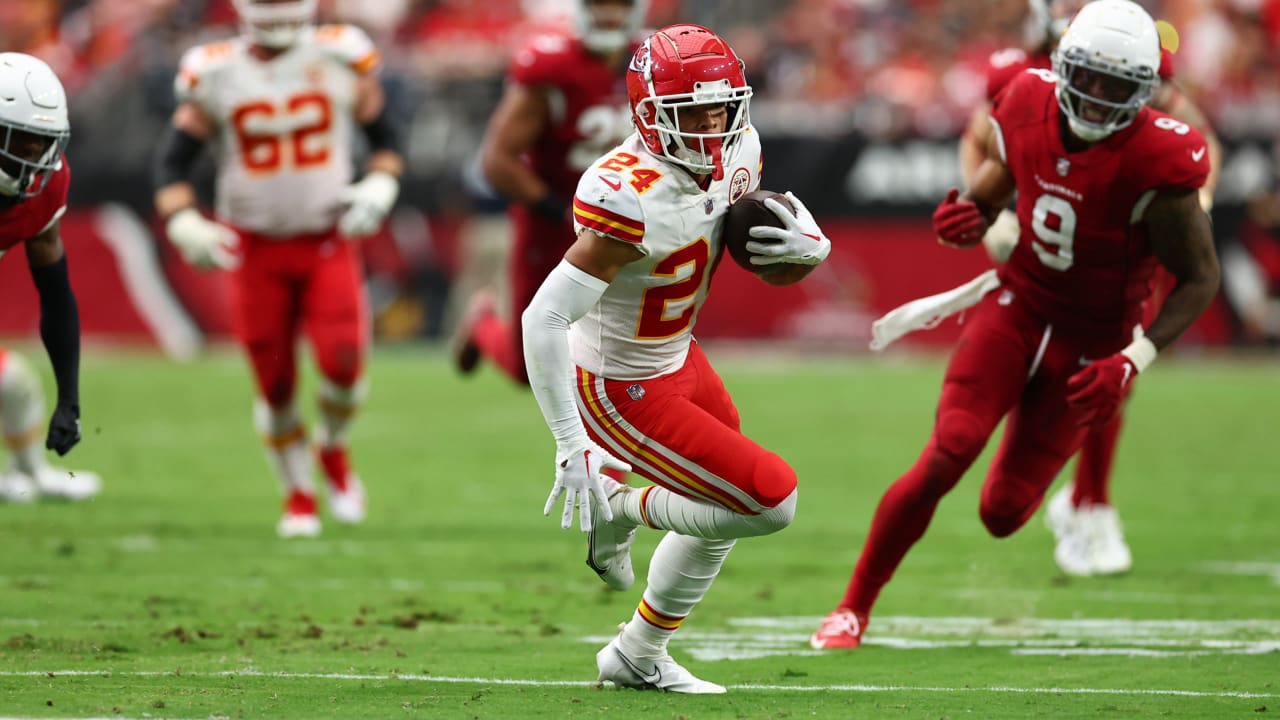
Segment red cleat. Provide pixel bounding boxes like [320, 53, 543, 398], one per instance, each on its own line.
[453, 290, 496, 375]
[809, 608, 867, 650]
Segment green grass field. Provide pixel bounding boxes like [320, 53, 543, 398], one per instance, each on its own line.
[0, 345, 1276, 719]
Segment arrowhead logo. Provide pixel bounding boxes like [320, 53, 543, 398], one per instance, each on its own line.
[1191, 147, 1206, 162]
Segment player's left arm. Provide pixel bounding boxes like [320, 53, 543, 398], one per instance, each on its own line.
[1066, 190, 1219, 426]
[1143, 189, 1221, 350]
[24, 221, 81, 455]
[338, 39, 404, 238]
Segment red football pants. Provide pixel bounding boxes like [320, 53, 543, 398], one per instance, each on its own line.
[845, 291, 1101, 615]
[229, 230, 369, 407]
[574, 342, 796, 513]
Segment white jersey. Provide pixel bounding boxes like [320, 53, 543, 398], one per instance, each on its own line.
[174, 25, 379, 236]
[569, 129, 763, 380]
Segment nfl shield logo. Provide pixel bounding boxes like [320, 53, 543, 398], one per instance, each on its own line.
[704, 198, 714, 215]
[1056, 158, 1070, 177]
[627, 384, 646, 401]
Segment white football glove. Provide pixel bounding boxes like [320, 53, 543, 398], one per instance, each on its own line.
[338, 171, 399, 238]
[544, 438, 631, 532]
[166, 208, 239, 270]
[982, 208, 1019, 264]
[745, 191, 832, 266]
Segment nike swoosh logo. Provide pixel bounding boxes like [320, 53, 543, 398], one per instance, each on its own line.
[802, 233, 822, 242]
[616, 649, 662, 685]
[599, 176, 622, 191]
[1191, 147, 1206, 162]
[1122, 363, 1133, 386]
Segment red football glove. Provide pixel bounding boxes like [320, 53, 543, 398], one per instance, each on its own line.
[1066, 353, 1139, 427]
[932, 188, 988, 248]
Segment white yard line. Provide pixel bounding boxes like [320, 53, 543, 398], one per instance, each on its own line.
[0, 670, 1275, 699]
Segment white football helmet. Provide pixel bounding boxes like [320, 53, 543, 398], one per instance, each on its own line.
[1052, 0, 1160, 142]
[233, 0, 317, 49]
[577, 0, 648, 54]
[0, 53, 69, 199]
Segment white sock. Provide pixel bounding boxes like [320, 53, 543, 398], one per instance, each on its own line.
[253, 400, 314, 496]
[0, 351, 48, 477]
[315, 377, 366, 448]
[612, 485, 797, 539]
[620, 533, 736, 659]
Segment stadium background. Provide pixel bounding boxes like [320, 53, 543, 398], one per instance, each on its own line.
[1, 0, 1277, 355]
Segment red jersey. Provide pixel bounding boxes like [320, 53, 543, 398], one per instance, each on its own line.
[0, 160, 70, 254]
[990, 70, 1209, 342]
[985, 48, 1052, 103]
[508, 33, 635, 197]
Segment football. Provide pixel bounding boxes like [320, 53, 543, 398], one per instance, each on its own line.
[722, 190, 814, 286]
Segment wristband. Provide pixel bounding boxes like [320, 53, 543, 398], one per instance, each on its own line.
[1120, 335, 1157, 373]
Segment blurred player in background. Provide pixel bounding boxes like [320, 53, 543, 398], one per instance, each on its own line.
[453, 0, 647, 385]
[0, 53, 100, 503]
[813, 0, 1219, 649]
[523, 25, 830, 692]
[958, 0, 1221, 577]
[153, 0, 405, 538]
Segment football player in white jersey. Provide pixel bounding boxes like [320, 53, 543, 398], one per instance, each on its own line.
[153, 0, 405, 538]
[522, 24, 831, 693]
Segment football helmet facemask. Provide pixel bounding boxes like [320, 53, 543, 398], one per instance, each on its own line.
[234, 0, 317, 49]
[0, 53, 69, 199]
[1052, 0, 1159, 142]
[576, 0, 648, 54]
[626, 24, 752, 180]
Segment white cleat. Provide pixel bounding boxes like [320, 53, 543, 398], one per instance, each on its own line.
[0, 471, 38, 503]
[1046, 483, 1092, 576]
[1045, 482, 1077, 540]
[1053, 522, 1095, 577]
[586, 486, 637, 590]
[1084, 504, 1132, 576]
[596, 630, 725, 694]
[328, 474, 366, 525]
[33, 466, 101, 501]
[276, 512, 321, 539]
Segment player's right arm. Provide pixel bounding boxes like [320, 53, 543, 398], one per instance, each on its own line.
[479, 80, 565, 218]
[934, 129, 1016, 249]
[153, 47, 239, 270]
[522, 229, 641, 531]
[961, 103, 1019, 262]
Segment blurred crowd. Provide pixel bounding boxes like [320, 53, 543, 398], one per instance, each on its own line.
[3, 0, 1279, 344]
[3, 0, 1277, 139]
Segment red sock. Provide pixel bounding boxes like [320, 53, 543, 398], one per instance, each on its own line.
[1073, 413, 1121, 506]
[318, 445, 350, 492]
[285, 490, 317, 515]
[840, 444, 962, 616]
[472, 315, 529, 384]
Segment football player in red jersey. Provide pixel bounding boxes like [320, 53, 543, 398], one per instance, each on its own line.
[812, 0, 1219, 649]
[961, 0, 1222, 577]
[153, 0, 405, 537]
[0, 53, 101, 503]
[453, 0, 646, 385]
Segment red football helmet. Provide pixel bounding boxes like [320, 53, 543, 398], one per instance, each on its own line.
[626, 24, 752, 180]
